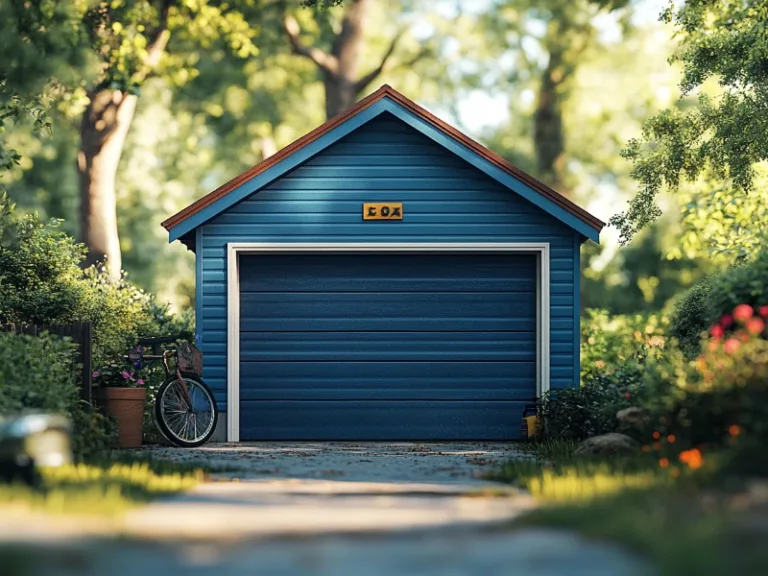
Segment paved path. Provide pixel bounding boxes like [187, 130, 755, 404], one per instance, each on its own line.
[1, 442, 655, 575]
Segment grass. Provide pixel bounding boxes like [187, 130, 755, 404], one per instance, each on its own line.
[493, 439, 768, 575]
[0, 454, 211, 516]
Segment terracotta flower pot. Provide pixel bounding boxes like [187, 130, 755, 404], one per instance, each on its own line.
[95, 387, 147, 448]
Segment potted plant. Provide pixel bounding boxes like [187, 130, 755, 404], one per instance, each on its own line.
[92, 356, 147, 448]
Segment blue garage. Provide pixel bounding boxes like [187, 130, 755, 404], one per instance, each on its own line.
[163, 85, 603, 442]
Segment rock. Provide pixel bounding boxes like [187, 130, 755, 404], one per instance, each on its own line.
[616, 407, 648, 427]
[574, 433, 640, 457]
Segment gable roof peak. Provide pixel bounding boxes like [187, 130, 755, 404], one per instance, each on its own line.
[162, 84, 604, 240]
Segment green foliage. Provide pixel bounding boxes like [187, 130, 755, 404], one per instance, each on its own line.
[637, 308, 768, 477]
[0, 331, 114, 459]
[538, 310, 666, 440]
[582, 221, 710, 316]
[0, 194, 158, 365]
[670, 250, 768, 357]
[0, 0, 90, 178]
[668, 278, 712, 358]
[538, 377, 638, 440]
[580, 309, 667, 383]
[0, 332, 77, 415]
[613, 0, 768, 244]
[674, 167, 768, 264]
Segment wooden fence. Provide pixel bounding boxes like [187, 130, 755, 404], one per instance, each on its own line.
[1, 322, 93, 405]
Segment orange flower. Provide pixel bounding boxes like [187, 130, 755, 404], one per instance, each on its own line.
[670, 468, 680, 478]
[667, 434, 676, 443]
[659, 458, 670, 468]
[653, 442, 661, 451]
[652, 431, 661, 440]
[642, 445, 650, 453]
[729, 425, 741, 437]
[707, 340, 720, 352]
[679, 448, 703, 470]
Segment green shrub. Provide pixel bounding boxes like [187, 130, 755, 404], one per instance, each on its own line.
[538, 370, 641, 440]
[0, 332, 78, 414]
[670, 250, 768, 358]
[635, 306, 768, 476]
[538, 310, 666, 440]
[668, 279, 712, 358]
[0, 195, 192, 367]
[0, 331, 115, 459]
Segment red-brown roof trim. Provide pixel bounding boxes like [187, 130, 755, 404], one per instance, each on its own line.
[162, 84, 605, 233]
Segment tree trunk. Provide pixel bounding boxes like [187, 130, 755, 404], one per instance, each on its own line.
[324, 0, 369, 119]
[533, 49, 567, 195]
[77, 89, 137, 280]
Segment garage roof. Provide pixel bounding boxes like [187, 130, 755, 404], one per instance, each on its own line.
[162, 85, 604, 243]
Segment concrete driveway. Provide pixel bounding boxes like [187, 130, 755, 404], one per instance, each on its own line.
[123, 442, 537, 540]
[6, 442, 655, 575]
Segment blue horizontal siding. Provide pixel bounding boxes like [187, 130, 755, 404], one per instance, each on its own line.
[198, 113, 579, 419]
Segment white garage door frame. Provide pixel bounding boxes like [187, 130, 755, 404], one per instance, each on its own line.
[225, 242, 550, 442]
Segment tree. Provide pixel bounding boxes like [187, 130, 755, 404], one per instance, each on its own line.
[73, 1, 262, 279]
[283, 0, 428, 119]
[613, 0, 768, 246]
[474, 0, 632, 195]
[0, 0, 88, 182]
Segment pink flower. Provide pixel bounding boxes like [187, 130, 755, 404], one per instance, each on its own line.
[759, 305, 768, 318]
[724, 338, 741, 355]
[733, 304, 754, 322]
[92, 371, 100, 378]
[625, 393, 631, 398]
[720, 314, 734, 328]
[710, 325, 724, 339]
[121, 370, 132, 380]
[137, 379, 145, 386]
[745, 317, 765, 336]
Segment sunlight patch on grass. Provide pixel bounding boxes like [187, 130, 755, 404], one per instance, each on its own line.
[527, 468, 658, 502]
[0, 460, 205, 516]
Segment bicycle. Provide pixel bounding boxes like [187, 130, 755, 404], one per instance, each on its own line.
[125, 337, 218, 448]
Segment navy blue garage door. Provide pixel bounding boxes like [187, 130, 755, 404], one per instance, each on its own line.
[238, 253, 537, 440]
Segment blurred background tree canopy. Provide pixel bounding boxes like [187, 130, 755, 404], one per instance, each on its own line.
[1, 0, 762, 317]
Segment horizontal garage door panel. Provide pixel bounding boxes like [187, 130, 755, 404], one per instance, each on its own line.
[240, 401, 532, 441]
[239, 361, 536, 401]
[240, 253, 536, 293]
[240, 331, 535, 362]
[240, 292, 535, 330]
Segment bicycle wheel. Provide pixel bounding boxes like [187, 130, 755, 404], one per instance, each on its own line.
[154, 372, 218, 448]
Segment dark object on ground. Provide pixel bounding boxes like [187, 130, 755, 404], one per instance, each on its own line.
[574, 433, 640, 457]
[0, 413, 73, 486]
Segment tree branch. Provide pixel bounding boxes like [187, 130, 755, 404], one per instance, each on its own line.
[355, 31, 431, 93]
[283, 14, 338, 75]
[133, 0, 173, 85]
[354, 29, 404, 92]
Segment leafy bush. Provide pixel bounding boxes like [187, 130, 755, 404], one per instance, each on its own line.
[538, 373, 639, 440]
[668, 279, 712, 358]
[0, 195, 194, 368]
[538, 310, 666, 440]
[581, 309, 667, 382]
[637, 304, 768, 476]
[670, 250, 768, 358]
[0, 331, 115, 459]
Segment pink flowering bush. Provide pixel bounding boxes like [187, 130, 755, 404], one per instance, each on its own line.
[638, 303, 768, 475]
